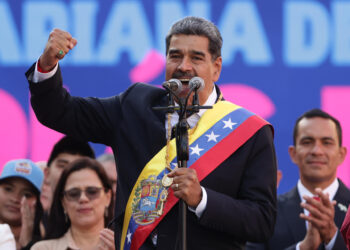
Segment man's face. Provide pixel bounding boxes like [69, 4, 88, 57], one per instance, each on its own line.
[48, 153, 84, 193]
[165, 35, 222, 105]
[288, 117, 347, 188]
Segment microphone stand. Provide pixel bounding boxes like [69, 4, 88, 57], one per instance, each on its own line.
[154, 85, 212, 250]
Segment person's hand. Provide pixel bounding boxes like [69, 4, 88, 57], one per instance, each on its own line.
[96, 228, 115, 250]
[18, 197, 37, 248]
[300, 188, 338, 244]
[39, 28, 77, 71]
[299, 222, 322, 250]
[167, 168, 202, 207]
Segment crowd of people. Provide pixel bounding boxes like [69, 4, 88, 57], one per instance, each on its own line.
[3, 110, 350, 250]
[0, 136, 118, 250]
[1, 15, 350, 250]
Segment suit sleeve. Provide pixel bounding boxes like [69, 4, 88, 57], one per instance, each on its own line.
[245, 242, 268, 250]
[26, 63, 123, 145]
[282, 229, 347, 250]
[332, 230, 347, 249]
[245, 241, 299, 250]
[198, 125, 277, 242]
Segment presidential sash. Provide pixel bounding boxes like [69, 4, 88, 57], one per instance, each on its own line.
[121, 101, 270, 250]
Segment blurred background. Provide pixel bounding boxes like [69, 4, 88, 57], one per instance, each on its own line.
[0, 0, 349, 194]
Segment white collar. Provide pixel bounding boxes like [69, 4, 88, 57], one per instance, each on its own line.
[297, 178, 339, 225]
[297, 178, 339, 203]
[197, 86, 217, 117]
[168, 86, 217, 130]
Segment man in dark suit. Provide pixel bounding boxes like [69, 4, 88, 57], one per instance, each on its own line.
[25, 16, 277, 249]
[247, 109, 350, 250]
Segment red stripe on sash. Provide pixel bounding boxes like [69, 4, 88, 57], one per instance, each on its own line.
[130, 115, 269, 249]
[194, 115, 269, 179]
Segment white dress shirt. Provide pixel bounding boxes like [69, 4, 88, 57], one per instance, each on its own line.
[166, 87, 217, 218]
[296, 179, 339, 250]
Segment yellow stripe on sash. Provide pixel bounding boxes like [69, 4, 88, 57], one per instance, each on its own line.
[121, 101, 240, 249]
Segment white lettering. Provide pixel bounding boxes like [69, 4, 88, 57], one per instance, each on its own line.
[155, 0, 210, 53]
[97, 1, 152, 65]
[71, 1, 98, 64]
[23, 1, 68, 63]
[284, 2, 330, 66]
[0, 2, 21, 64]
[219, 0, 273, 65]
[332, 2, 350, 66]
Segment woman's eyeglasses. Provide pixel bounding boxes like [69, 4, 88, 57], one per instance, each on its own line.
[63, 186, 105, 202]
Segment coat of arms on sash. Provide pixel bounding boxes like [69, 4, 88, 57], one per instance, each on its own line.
[132, 175, 168, 225]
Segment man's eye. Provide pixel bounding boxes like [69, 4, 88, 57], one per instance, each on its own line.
[301, 140, 311, 145]
[323, 140, 334, 145]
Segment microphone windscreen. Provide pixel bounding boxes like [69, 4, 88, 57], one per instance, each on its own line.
[163, 79, 182, 94]
[189, 77, 204, 91]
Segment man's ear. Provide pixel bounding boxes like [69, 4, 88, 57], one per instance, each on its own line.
[288, 145, 297, 164]
[337, 146, 347, 166]
[213, 56, 222, 82]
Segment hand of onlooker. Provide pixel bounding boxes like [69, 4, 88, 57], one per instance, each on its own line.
[96, 228, 115, 250]
[300, 188, 338, 244]
[39, 28, 77, 72]
[167, 168, 202, 207]
[299, 222, 322, 250]
[18, 197, 36, 248]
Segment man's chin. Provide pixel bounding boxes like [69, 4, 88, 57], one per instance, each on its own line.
[177, 89, 193, 100]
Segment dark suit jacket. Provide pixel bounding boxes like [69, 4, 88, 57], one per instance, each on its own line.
[246, 179, 350, 250]
[26, 64, 277, 250]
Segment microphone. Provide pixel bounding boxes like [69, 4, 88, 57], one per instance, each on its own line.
[162, 79, 182, 94]
[189, 77, 204, 91]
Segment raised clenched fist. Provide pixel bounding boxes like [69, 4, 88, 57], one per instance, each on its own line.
[39, 28, 77, 72]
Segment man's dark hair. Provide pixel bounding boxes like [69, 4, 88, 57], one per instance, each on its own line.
[165, 16, 223, 60]
[293, 108, 343, 146]
[47, 136, 95, 167]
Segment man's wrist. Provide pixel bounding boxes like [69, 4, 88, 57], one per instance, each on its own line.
[33, 59, 58, 83]
[323, 228, 338, 250]
[37, 58, 56, 73]
[323, 226, 338, 244]
[188, 187, 207, 218]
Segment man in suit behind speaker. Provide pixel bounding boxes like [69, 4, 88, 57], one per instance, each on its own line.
[247, 108, 350, 250]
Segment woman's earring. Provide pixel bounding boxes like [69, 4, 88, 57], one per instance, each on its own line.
[104, 207, 108, 217]
[64, 210, 69, 223]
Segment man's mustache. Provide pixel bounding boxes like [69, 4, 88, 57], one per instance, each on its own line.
[171, 71, 196, 80]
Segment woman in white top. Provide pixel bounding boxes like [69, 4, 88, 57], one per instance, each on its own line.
[31, 157, 115, 250]
[0, 223, 16, 249]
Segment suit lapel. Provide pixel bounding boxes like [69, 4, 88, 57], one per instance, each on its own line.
[333, 179, 350, 227]
[282, 187, 307, 242]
